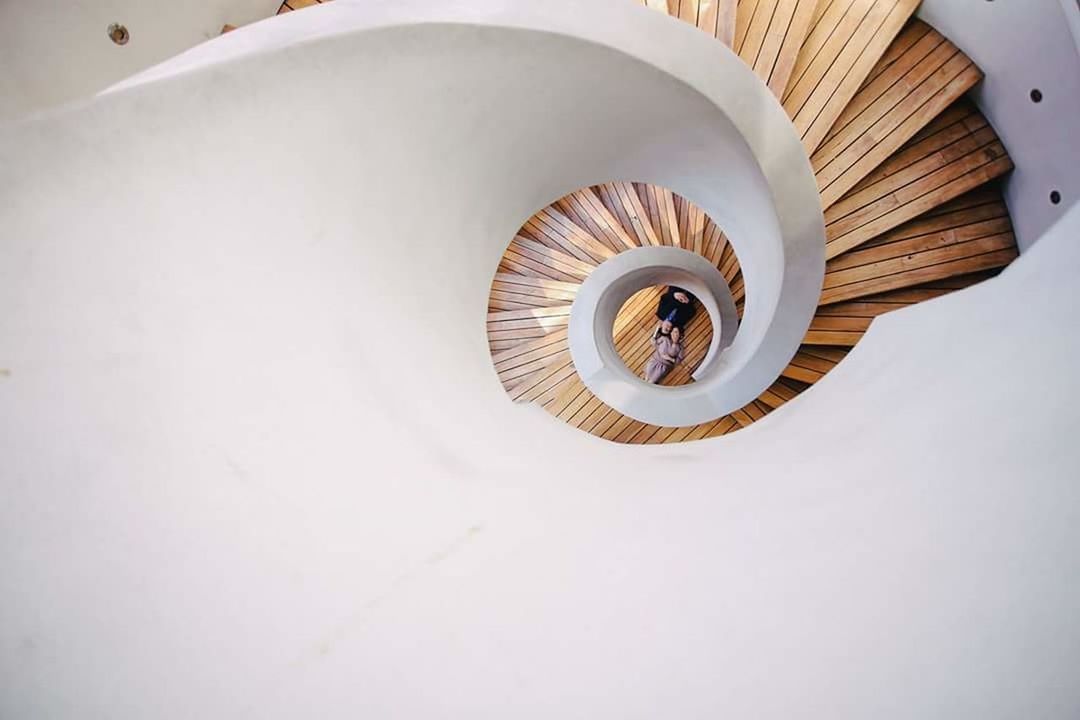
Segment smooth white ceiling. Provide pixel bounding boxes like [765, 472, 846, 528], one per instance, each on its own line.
[1, 3, 1078, 715]
[0, 0, 280, 127]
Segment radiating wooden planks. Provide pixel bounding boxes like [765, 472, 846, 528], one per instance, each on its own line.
[594, 182, 662, 247]
[781, 345, 849, 383]
[663, 0, 739, 46]
[734, 0, 822, 96]
[555, 189, 638, 253]
[635, 184, 682, 247]
[488, 273, 580, 311]
[783, 0, 922, 154]
[521, 207, 616, 265]
[821, 185, 1016, 304]
[824, 98, 1012, 260]
[757, 377, 809, 409]
[805, 269, 998, 345]
[705, 0, 740, 47]
[673, 194, 708, 255]
[813, 19, 984, 209]
[487, 306, 573, 352]
[485, 31, 1016, 445]
[499, 235, 595, 283]
[491, 328, 571, 389]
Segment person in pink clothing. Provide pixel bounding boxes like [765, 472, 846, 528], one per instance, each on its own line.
[644, 323, 685, 384]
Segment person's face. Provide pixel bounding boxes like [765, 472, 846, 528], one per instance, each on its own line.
[671, 327, 681, 343]
[673, 292, 690, 304]
[660, 320, 673, 335]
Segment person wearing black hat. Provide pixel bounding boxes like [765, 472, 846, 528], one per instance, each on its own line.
[655, 286, 696, 329]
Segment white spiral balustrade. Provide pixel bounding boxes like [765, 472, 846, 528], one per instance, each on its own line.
[3, 0, 1074, 718]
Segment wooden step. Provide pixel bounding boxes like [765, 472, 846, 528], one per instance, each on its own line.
[554, 189, 639, 253]
[813, 19, 983, 209]
[682, 0, 739, 46]
[734, 0, 821, 96]
[653, 1, 738, 46]
[757, 378, 809, 409]
[783, 0, 922, 154]
[701, 217, 731, 267]
[731, 398, 773, 428]
[824, 98, 1013, 259]
[673, 194, 708, 254]
[493, 329, 571, 389]
[594, 182, 662, 247]
[781, 345, 849, 383]
[487, 277, 578, 311]
[506, 359, 578, 403]
[491, 273, 580, 298]
[635, 183, 682, 247]
[487, 305, 573, 352]
[821, 185, 1016, 304]
[500, 235, 596, 282]
[521, 207, 615, 265]
[804, 269, 998, 345]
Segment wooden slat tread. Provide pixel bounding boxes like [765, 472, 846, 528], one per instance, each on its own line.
[813, 19, 983, 210]
[825, 98, 1012, 260]
[487, 0, 1018, 446]
[735, 0, 821, 97]
[783, 0, 922, 154]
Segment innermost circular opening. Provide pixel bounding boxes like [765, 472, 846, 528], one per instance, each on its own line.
[614, 284, 712, 387]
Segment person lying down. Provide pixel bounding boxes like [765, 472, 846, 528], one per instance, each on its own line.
[644, 317, 685, 384]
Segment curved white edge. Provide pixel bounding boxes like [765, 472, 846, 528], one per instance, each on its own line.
[2, 0, 1079, 716]
[568, 247, 740, 427]
[101, 0, 825, 416]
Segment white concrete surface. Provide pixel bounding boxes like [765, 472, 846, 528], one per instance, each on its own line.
[109, 0, 825, 427]
[918, 0, 1080, 251]
[1, 0, 1079, 717]
[568, 247, 739, 426]
[1, 0, 1076, 247]
[0, 0, 281, 127]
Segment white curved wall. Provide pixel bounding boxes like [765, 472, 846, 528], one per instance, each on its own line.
[3, 1, 1078, 250]
[1, 1, 1079, 717]
[568, 247, 741, 426]
[918, 0, 1080, 251]
[0, 0, 280, 127]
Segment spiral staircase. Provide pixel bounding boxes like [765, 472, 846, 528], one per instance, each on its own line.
[2, 0, 1079, 717]
[485, 2, 1017, 442]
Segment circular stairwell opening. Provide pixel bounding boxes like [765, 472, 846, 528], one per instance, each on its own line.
[478, 6, 1016, 444]
[486, 182, 751, 434]
[614, 285, 712, 387]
